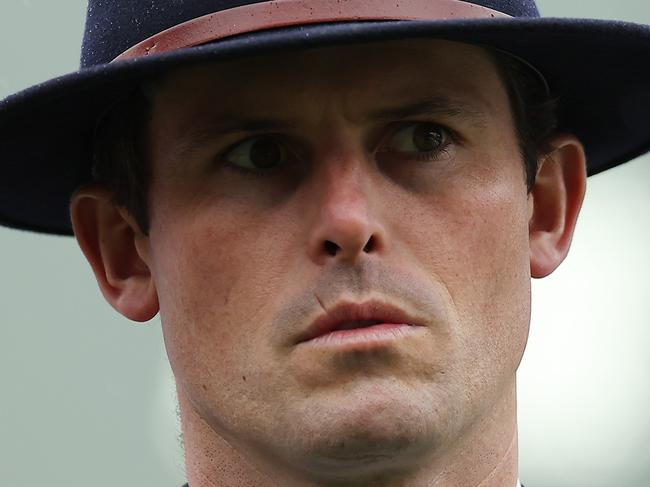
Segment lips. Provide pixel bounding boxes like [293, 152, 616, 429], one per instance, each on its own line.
[295, 300, 423, 344]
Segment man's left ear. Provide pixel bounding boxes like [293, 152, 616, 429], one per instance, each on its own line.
[528, 133, 587, 278]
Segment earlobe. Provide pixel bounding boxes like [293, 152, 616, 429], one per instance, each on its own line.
[70, 184, 159, 321]
[529, 134, 587, 278]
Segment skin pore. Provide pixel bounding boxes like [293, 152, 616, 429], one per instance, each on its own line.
[71, 39, 587, 486]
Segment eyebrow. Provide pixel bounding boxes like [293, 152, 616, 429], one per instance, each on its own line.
[367, 96, 489, 127]
[169, 96, 489, 161]
[168, 118, 297, 162]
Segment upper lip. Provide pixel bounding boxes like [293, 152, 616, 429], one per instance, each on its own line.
[295, 300, 424, 344]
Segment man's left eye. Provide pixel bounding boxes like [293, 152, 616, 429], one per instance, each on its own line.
[384, 122, 450, 155]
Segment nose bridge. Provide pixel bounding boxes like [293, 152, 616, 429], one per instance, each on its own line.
[306, 142, 387, 265]
[320, 145, 368, 213]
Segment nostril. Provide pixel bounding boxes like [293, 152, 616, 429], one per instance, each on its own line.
[324, 240, 339, 256]
[363, 236, 375, 253]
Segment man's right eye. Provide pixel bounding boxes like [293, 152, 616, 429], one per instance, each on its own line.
[222, 136, 288, 173]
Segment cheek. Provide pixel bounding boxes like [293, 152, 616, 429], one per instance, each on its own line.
[151, 219, 245, 380]
[148, 202, 266, 381]
[449, 171, 531, 367]
[401, 159, 531, 366]
[147, 195, 297, 390]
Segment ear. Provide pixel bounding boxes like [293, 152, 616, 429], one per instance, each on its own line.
[528, 134, 587, 278]
[70, 184, 159, 321]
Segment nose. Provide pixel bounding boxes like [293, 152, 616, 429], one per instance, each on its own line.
[306, 154, 387, 265]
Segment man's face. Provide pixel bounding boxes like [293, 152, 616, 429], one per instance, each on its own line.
[144, 39, 532, 474]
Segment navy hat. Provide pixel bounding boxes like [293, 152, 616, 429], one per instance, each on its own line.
[1, 0, 650, 235]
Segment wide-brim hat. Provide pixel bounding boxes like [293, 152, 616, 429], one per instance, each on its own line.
[2, 0, 650, 236]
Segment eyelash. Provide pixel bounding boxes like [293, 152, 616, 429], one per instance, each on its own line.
[401, 145, 452, 164]
[381, 122, 457, 163]
[226, 161, 283, 180]
[217, 134, 295, 179]
[218, 121, 459, 178]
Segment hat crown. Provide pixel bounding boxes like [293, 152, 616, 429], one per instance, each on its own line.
[80, 0, 540, 68]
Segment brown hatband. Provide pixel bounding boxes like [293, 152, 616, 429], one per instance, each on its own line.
[113, 0, 511, 62]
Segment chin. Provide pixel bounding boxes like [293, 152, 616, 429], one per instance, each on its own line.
[283, 384, 448, 479]
[289, 424, 435, 483]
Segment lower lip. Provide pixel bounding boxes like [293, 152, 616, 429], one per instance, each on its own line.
[301, 323, 422, 349]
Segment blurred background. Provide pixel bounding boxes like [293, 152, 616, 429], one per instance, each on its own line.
[1, 1, 648, 486]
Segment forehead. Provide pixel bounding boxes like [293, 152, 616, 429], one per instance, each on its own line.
[151, 38, 509, 128]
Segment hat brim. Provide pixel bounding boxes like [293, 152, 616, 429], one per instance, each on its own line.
[2, 17, 650, 235]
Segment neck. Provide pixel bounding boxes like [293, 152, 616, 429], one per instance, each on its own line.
[178, 381, 519, 487]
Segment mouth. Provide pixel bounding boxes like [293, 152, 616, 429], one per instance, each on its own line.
[331, 319, 383, 330]
[295, 300, 424, 345]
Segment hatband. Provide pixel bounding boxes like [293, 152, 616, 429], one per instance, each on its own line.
[113, 0, 511, 62]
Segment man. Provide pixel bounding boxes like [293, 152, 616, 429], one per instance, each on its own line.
[1, 1, 648, 486]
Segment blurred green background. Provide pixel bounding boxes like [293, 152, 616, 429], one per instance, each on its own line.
[1, 1, 649, 486]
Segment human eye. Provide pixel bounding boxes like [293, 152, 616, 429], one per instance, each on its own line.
[220, 135, 291, 175]
[377, 122, 455, 162]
